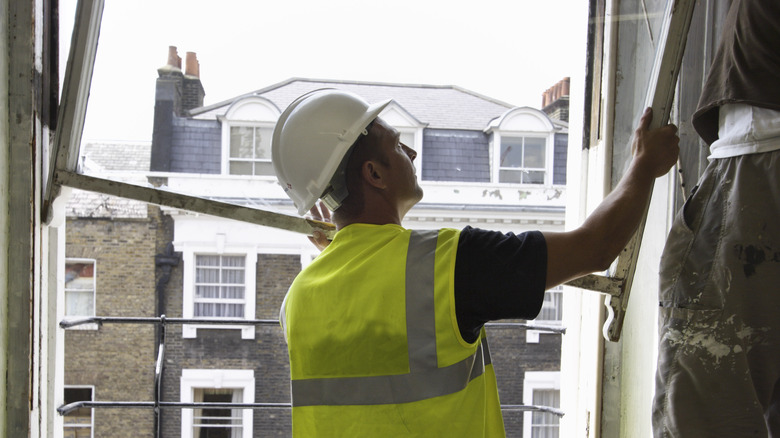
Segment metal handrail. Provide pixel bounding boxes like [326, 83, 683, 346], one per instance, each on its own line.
[58, 314, 567, 436]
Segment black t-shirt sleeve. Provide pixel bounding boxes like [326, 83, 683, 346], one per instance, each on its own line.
[454, 226, 548, 343]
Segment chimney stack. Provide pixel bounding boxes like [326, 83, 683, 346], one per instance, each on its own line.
[541, 77, 570, 122]
[152, 46, 205, 171]
[182, 51, 205, 111]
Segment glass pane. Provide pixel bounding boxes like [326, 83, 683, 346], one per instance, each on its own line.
[522, 170, 545, 184]
[222, 256, 245, 268]
[221, 269, 244, 285]
[65, 291, 94, 317]
[254, 127, 272, 160]
[229, 161, 252, 175]
[196, 285, 220, 299]
[65, 262, 94, 290]
[500, 137, 524, 168]
[196, 255, 220, 267]
[222, 286, 245, 299]
[499, 169, 523, 184]
[229, 126, 254, 159]
[523, 137, 546, 168]
[253, 161, 275, 176]
[196, 267, 219, 283]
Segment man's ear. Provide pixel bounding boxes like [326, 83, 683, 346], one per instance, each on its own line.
[361, 160, 387, 189]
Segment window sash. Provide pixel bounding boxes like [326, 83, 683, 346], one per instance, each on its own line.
[65, 260, 96, 317]
[499, 136, 547, 184]
[228, 126, 273, 176]
[531, 389, 560, 437]
[194, 255, 246, 318]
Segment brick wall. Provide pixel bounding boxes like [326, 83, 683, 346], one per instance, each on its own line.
[64, 208, 162, 438]
[160, 252, 299, 437]
[488, 324, 562, 437]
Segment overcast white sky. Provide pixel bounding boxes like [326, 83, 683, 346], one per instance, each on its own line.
[61, 1, 588, 143]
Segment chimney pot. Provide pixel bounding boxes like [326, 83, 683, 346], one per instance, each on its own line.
[185, 52, 200, 77]
[167, 46, 182, 68]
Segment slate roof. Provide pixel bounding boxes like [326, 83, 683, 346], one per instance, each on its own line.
[190, 78, 517, 131]
[80, 142, 151, 172]
[66, 142, 151, 219]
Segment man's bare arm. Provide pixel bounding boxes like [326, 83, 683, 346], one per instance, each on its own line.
[543, 108, 680, 289]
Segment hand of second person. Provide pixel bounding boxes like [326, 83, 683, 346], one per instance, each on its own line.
[632, 107, 680, 179]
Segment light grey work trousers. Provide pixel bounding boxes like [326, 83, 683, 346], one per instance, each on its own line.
[653, 150, 780, 438]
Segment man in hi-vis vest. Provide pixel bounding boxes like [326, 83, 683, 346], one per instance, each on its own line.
[272, 89, 679, 437]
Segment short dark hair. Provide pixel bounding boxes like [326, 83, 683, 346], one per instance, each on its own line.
[335, 121, 388, 217]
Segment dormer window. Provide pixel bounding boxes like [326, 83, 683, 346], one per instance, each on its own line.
[499, 135, 547, 184]
[487, 107, 564, 186]
[228, 125, 274, 175]
[220, 96, 281, 177]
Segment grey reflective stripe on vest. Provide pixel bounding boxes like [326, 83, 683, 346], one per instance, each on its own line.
[291, 230, 490, 407]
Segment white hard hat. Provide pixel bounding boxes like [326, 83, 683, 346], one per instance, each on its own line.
[272, 89, 391, 216]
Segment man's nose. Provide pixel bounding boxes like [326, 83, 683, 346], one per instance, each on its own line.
[402, 144, 417, 161]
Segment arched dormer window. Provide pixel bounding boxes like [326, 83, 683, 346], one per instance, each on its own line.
[486, 107, 557, 185]
[219, 96, 281, 176]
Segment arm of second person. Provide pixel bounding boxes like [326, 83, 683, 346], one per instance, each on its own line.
[542, 108, 679, 289]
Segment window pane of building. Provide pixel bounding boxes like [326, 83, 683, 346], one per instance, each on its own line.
[523, 137, 546, 168]
[252, 161, 275, 176]
[64, 387, 93, 438]
[522, 170, 545, 184]
[229, 161, 253, 175]
[193, 388, 243, 438]
[531, 389, 560, 438]
[195, 255, 246, 318]
[500, 137, 525, 168]
[65, 261, 95, 317]
[229, 126, 254, 159]
[254, 127, 272, 160]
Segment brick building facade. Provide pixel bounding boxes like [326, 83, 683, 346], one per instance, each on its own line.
[62, 46, 568, 437]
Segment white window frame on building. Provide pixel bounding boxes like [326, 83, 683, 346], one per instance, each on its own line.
[63, 258, 98, 330]
[486, 107, 556, 186]
[177, 233, 258, 339]
[219, 96, 281, 177]
[180, 369, 254, 438]
[193, 254, 248, 319]
[63, 385, 94, 438]
[523, 371, 561, 438]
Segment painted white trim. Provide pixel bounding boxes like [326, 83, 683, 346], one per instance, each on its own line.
[178, 239, 258, 339]
[220, 96, 281, 176]
[180, 369, 254, 438]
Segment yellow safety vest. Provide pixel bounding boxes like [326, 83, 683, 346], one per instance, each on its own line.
[283, 224, 505, 437]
